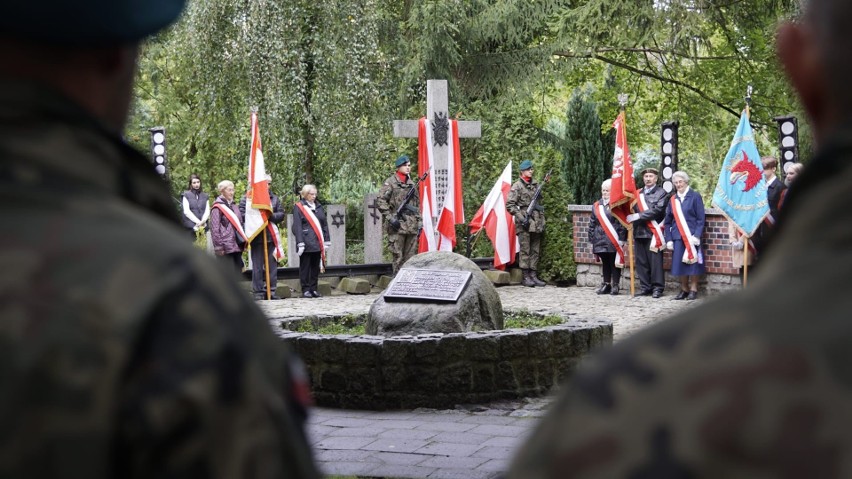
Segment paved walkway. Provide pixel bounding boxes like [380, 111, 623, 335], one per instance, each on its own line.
[258, 285, 704, 478]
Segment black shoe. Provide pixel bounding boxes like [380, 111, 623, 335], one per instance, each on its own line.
[652, 290, 662, 299]
[610, 284, 619, 295]
[311, 290, 322, 298]
[687, 291, 698, 300]
[302, 291, 313, 298]
[637, 288, 653, 296]
[596, 283, 611, 295]
[253, 294, 265, 300]
[673, 291, 689, 300]
[530, 271, 547, 287]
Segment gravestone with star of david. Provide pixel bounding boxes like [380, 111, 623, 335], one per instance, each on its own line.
[393, 79, 481, 219]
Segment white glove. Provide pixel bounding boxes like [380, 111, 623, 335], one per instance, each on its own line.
[297, 242, 305, 256]
[324, 241, 331, 250]
[626, 213, 640, 223]
[731, 241, 744, 250]
[689, 235, 700, 246]
[666, 241, 674, 251]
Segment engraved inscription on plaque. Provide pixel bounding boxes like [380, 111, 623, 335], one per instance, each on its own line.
[384, 269, 472, 303]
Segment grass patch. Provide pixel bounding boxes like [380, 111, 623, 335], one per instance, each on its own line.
[289, 310, 564, 335]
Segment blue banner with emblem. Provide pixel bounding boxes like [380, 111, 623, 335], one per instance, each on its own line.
[712, 110, 769, 237]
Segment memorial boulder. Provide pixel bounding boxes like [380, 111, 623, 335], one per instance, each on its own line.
[366, 251, 503, 336]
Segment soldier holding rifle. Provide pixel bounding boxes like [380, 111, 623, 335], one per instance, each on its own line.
[507, 160, 551, 287]
[377, 155, 423, 274]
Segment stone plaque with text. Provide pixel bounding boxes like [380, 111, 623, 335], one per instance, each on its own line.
[384, 269, 472, 303]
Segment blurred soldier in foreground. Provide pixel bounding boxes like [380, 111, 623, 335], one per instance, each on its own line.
[377, 155, 422, 274]
[508, 0, 852, 476]
[0, 2, 319, 478]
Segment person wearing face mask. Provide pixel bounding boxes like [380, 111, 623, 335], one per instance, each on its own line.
[663, 170, 705, 300]
[181, 173, 210, 240]
[588, 179, 627, 295]
[507, 160, 547, 287]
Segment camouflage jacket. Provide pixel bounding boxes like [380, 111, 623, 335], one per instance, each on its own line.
[507, 177, 545, 233]
[508, 129, 852, 478]
[0, 81, 319, 479]
[376, 173, 422, 235]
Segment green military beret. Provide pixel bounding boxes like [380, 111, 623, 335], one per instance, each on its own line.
[1, 0, 186, 45]
[395, 155, 411, 168]
[519, 160, 533, 171]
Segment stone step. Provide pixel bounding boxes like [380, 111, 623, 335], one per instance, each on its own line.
[338, 277, 372, 294]
[482, 269, 510, 285]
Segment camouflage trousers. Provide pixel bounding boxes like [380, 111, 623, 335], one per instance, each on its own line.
[518, 231, 542, 270]
[388, 232, 419, 273]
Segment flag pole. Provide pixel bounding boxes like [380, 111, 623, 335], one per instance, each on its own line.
[618, 93, 636, 297]
[742, 85, 753, 288]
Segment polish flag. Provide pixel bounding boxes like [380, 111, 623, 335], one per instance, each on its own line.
[469, 161, 518, 269]
[244, 111, 284, 259]
[418, 117, 437, 252]
[436, 119, 464, 251]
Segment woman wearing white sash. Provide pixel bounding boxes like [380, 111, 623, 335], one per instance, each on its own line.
[292, 184, 331, 298]
[588, 179, 627, 295]
[210, 180, 245, 275]
[664, 171, 706, 300]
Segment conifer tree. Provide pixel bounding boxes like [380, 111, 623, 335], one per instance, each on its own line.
[562, 88, 609, 205]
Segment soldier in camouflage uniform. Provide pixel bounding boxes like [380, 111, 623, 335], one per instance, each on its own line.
[0, 2, 319, 478]
[508, 1, 852, 477]
[377, 155, 422, 274]
[506, 160, 546, 287]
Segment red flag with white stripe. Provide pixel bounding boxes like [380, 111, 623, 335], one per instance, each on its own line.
[244, 111, 284, 259]
[609, 111, 637, 226]
[436, 119, 464, 251]
[418, 117, 437, 252]
[469, 161, 518, 269]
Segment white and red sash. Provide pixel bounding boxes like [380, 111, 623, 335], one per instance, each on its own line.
[671, 196, 698, 265]
[295, 201, 326, 263]
[594, 201, 626, 268]
[636, 193, 665, 252]
[212, 202, 248, 244]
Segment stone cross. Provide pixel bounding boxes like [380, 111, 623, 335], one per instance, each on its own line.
[363, 193, 384, 264]
[393, 79, 481, 217]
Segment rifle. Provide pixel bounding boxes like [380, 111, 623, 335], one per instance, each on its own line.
[521, 168, 553, 229]
[389, 171, 429, 231]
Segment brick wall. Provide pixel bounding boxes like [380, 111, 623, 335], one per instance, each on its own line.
[570, 205, 742, 291]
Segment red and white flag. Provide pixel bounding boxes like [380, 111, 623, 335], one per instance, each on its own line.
[244, 111, 284, 259]
[469, 161, 518, 269]
[436, 119, 464, 251]
[609, 111, 637, 226]
[418, 117, 437, 253]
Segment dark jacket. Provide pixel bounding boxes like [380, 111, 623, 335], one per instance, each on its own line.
[632, 185, 668, 240]
[210, 196, 243, 255]
[588, 200, 627, 254]
[291, 200, 330, 253]
[181, 189, 209, 229]
[755, 177, 787, 253]
[664, 188, 705, 242]
[239, 192, 285, 243]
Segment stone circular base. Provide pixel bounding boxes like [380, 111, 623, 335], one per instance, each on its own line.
[278, 313, 612, 410]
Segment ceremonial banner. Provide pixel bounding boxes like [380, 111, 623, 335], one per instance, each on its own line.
[469, 161, 518, 269]
[418, 117, 437, 252]
[436, 119, 464, 251]
[609, 111, 637, 226]
[712, 110, 769, 237]
[244, 111, 284, 259]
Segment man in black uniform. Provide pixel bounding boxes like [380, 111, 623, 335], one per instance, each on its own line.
[626, 167, 668, 297]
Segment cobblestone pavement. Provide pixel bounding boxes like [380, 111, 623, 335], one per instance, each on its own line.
[257, 284, 705, 478]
